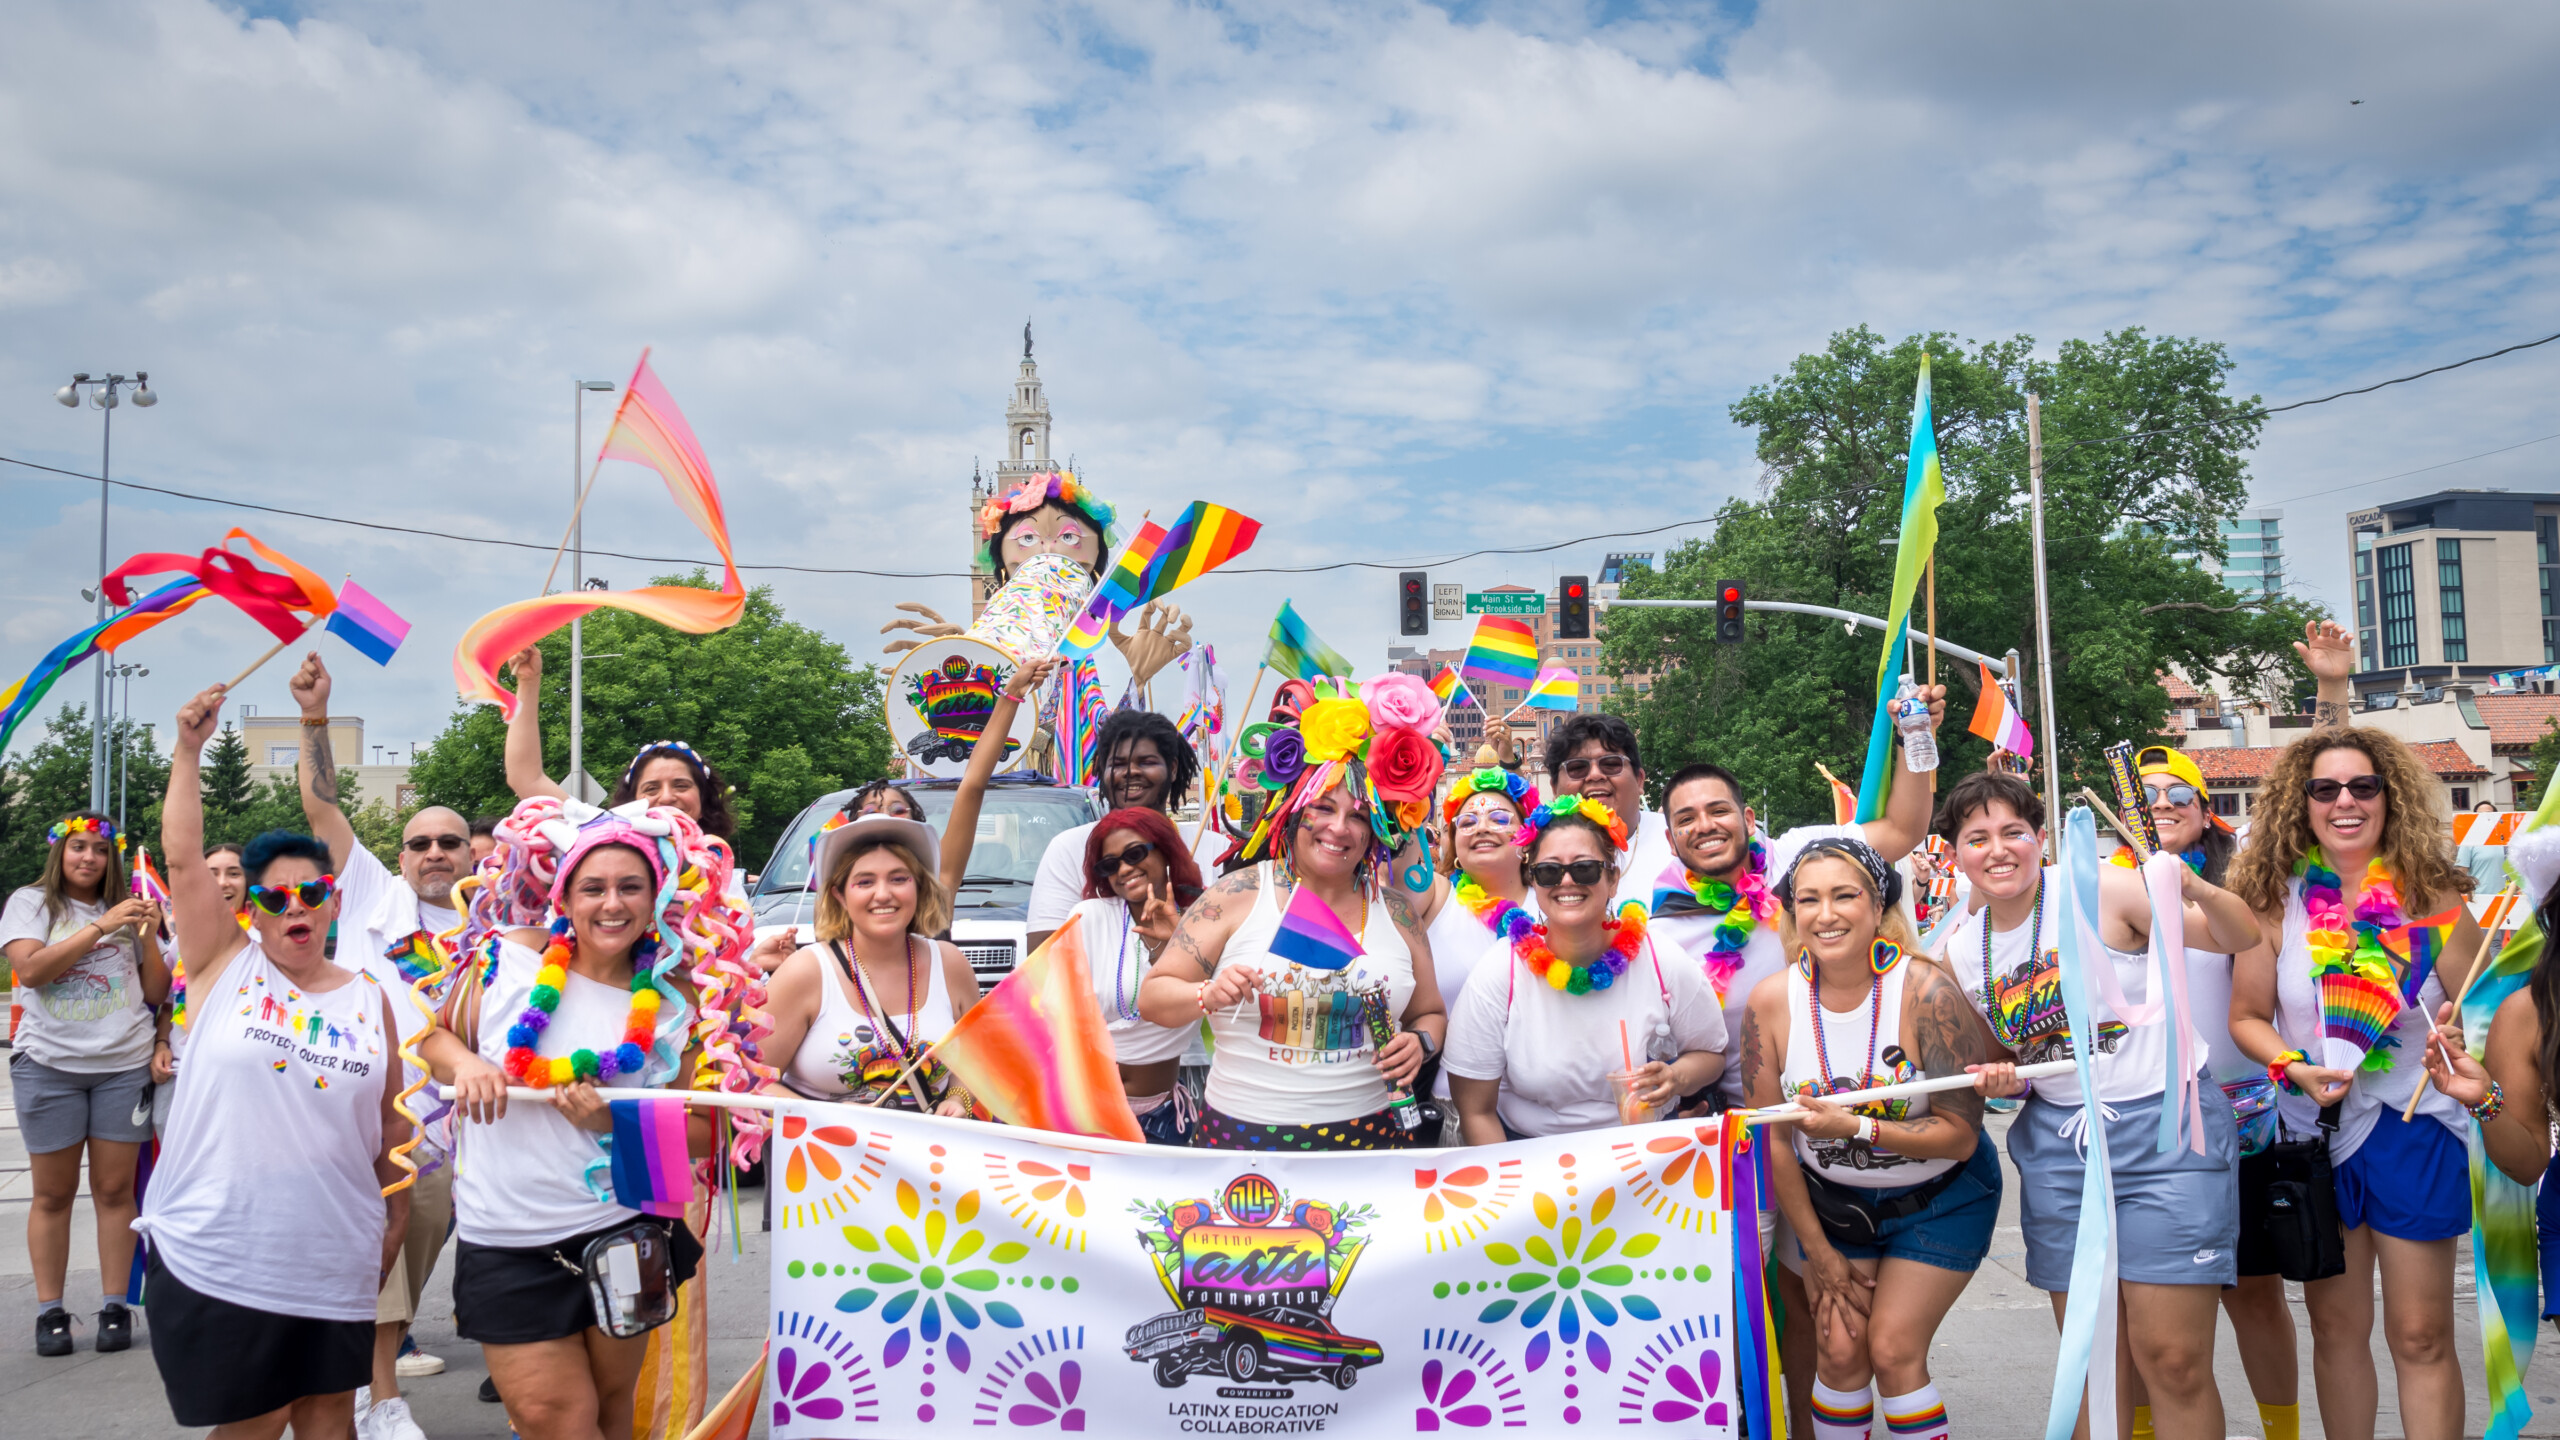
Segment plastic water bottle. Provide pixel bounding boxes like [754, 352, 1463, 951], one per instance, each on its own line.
[1892, 673, 1939, 773]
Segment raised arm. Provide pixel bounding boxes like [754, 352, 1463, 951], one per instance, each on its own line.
[500, 645, 568, 803]
[1862, 683, 1947, 862]
[938, 655, 1059, 900]
[287, 651, 358, 869]
[164, 685, 249, 996]
[2297, 620, 2354, 730]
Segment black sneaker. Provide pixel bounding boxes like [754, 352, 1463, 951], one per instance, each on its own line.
[36, 1310, 73, 1357]
[479, 1374, 502, 1403]
[96, 1303, 132, 1353]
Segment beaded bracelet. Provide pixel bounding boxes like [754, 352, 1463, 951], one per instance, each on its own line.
[2268, 1050, 2309, 1097]
[2469, 1077, 2506, 1122]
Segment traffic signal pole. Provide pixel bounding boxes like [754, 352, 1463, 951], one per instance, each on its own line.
[1598, 596, 2013, 678]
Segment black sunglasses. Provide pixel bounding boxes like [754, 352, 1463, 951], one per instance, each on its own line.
[2306, 775, 2384, 804]
[2142, 782, 2201, 808]
[1096, 841, 1157, 877]
[247, 875, 338, 915]
[1528, 858, 1611, 888]
[1559, 755, 1631, 781]
[403, 834, 470, 853]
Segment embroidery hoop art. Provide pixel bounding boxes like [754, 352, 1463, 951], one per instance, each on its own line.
[882, 552, 1093, 777]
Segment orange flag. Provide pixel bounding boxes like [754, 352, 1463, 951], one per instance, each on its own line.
[934, 920, 1142, 1142]
[1815, 761, 1858, 826]
[680, 1341, 766, 1440]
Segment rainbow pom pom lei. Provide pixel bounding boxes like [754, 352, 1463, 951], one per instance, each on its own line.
[502, 917, 658, 1088]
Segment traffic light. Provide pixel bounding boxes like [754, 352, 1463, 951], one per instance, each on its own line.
[1398, 571, 1429, 636]
[1556, 575, 1590, 639]
[1715, 579, 1745, 643]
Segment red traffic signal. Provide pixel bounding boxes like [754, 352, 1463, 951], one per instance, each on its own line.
[1715, 579, 1745, 643]
[1556, 575, 1591, 639]
[1398, 570, 1429, 636]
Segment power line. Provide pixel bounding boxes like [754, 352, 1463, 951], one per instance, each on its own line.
[2255, 428, 2560, 509]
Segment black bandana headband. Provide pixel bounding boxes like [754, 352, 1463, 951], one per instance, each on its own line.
[1775, 835, 1905, 914]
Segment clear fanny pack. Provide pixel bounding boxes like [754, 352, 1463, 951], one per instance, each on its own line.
[569, 1220, 677, 1339]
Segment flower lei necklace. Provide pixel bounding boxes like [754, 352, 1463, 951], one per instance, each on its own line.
[1454, 872, 1536, 941]
[1516, 902, 1647, 993]
[504, 917, 661, 1088]
[1685, 838, 1775, 996]
[2297, 846, 2416, 1074]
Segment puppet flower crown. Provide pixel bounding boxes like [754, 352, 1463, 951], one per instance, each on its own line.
[974, 471, 1118, 571]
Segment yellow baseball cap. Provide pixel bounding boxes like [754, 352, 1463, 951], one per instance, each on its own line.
[2133, 745, 2230, 831]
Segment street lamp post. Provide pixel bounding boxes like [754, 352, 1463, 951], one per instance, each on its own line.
[570, 377, 616, 802]
[56, 371, 157, 814]
[109, 663, 147, 829]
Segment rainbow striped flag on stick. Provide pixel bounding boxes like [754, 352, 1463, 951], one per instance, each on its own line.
[1428, 664, 1476, 713]
[933, 920, 1143, 1141]
[1136, 502, 1260, 602]
[1269, 882, 1364, 972]
[1853, 355, 1946, 823]
[1460, 615, 1538, 689]
[1522, 665, 1580, 712]
[1058, 516, 1170, 659]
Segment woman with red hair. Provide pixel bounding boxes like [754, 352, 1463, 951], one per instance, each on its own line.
[1068, 807, 1205, 1143]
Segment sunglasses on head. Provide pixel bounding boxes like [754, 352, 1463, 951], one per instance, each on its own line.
[1095, 841, 1156, 877]
[403, 834, 469, 853]
[2143, 781, 2201, 808]
[1559, 755, 1631, 782]
[247, 875, 338, 915]
[1528, 858, 1611, 888]
[2306, 774, 2384, 804]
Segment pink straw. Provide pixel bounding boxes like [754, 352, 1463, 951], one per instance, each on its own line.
[1619, 1019, 1634, 1073]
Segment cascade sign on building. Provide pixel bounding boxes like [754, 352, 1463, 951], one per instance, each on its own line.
[765, 1106, 1745, 1438]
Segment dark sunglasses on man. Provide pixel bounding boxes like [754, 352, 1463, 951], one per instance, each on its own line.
[1095, 841, 1156, 877]
[403, 834, 470, 854]
[247, 875, 339, 915]
[1527, 858, 1611, 888]
[2305, 775, 2384, 804]
[1559, 755, 1631, 782]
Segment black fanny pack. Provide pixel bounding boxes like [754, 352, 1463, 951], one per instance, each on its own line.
[2259, 1104, 2346, 1283]
[1801, 1159, 1968, 1250]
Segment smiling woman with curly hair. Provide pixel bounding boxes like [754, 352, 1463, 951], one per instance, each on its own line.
[2229, 702, 2487, 1440]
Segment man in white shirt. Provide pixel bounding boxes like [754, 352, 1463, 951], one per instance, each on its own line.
[1539, 714, 1675, 909]
[289, 654, 454, 1440]
[1024, 709, 1203, 953]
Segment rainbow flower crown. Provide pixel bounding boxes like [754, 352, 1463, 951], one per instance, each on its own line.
[47, 815, 124, 854]
[974, 471, 1118, 572]
[1514, 796, 1630, 853]
[1441, 767, 1539, 826]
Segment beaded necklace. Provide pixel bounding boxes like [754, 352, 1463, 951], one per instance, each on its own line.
[1979, 881, 2046, 1051]
[1807, 940, 1897, 1089]
[1453, 871, 1536, 941]
[1684, 839, 1775, 997]
[1515, 902, 1647, 993]
[503, 917, 659, 1088]
[1111, 904, 1143, 1022]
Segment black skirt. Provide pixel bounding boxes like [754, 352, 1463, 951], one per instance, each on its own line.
[146, 1251, 373, 1426]
[454, 1216, 704, 1346]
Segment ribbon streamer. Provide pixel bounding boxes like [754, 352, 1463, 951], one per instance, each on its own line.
[2137, 852, 2206, 1155]
[2044, 809, 2119, 1440]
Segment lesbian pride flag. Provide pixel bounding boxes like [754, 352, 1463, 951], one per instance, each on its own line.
[1269, 883, 1364, 972]
[1460, 615, 1538, 688]
[607, 1097, 696, 1218]
[934, 921, 1142, 1141]
[1967, 659, 2035, 756]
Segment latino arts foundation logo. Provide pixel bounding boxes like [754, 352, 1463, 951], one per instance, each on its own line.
[1122, 1173, 1384, 1402]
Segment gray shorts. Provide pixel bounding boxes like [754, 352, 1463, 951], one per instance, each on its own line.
[9, 1052, 155, 1153]
[2009, 1083, 2238, 1291]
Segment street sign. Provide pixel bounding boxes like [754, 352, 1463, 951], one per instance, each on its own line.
[1433, 583, 1463, 620]
[1466, 591, 1545, 615]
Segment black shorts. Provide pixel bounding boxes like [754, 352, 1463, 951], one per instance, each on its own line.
[454, 1217, 703, 1346]
[2234, 1145, 2282, 1279]
[145, 1252, 372, 1426]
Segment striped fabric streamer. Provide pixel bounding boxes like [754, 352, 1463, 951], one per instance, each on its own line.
[933, 920, 1143, 1141]
[1720, 1120, 1783, 1440]
[2045, 809, 2120, 1440]
[608, 1097, 697, 1218]
[1460, 615, 1538, 688]
[1056, 659, 1109, 787]
[102, 527, 339, 646]
[0, 575, 202, 754]
[454, 350, 744, 717]
[1854, 356, 1946, 823]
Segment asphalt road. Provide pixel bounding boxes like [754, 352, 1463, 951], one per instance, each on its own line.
[8, 1068, 2560, 1438]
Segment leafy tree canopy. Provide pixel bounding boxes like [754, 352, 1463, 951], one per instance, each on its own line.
[407, 574, 890, 872]
[1602, 326, 2325, 831]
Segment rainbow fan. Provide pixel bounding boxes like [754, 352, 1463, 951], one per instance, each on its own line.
[2318, 970, 2403, 1074]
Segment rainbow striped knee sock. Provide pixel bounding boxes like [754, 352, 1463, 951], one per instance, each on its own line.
[1880, 1382, 1949, 1440]
[1811, 1379, 1874, 1440]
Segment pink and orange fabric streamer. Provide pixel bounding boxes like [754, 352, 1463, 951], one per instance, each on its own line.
[934, 921, 1143, 1142]
[454, 349, 745, 716]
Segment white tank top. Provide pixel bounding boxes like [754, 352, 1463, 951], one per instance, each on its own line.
[1779, 950, 1953, 1189]
[454, 939, 672, 1248]
[133, 943, 390, 1321]
[1203, 865, 1418, 1125]
[2271, 880, 2461, 1162]
[777, 936, 956, 1106]
[1069, 897, 1193, 1066]
[1942, 870, 2176, 1107]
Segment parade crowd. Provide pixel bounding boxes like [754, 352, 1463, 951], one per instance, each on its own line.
[9, 468, 2553, 1440]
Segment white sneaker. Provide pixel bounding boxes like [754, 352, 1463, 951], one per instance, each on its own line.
[368, 1395, 429, 1440]
[395, 1348, 447, 1378]
[352, 1385, 376, 1440]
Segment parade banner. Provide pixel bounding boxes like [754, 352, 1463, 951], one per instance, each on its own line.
[767, 1106, 1743, 1438]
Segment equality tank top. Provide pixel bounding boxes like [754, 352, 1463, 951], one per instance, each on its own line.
[1203, 864, 1417, 1125]
[1778, 948, 1954, 1190]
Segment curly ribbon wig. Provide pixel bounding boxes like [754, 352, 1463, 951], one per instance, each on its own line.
[974, 470, 1118, 573]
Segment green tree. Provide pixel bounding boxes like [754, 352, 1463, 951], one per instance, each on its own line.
[1603, 325, 2325, 830]
[0, 706, 171, 898]
[202, 724, 254, 822]
[408, 575, 890, 868]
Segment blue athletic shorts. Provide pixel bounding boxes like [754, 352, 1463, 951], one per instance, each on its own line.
[2335, 1108, 2468, 1243]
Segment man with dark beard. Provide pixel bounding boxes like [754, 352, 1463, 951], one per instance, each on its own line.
[1024, 709, 1201, 954]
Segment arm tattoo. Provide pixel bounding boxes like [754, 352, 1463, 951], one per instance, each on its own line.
[1739, 1007, 1769, 1106]
[1909, 962, 1986, 1134]
[1380, 880, 1417, 929]
[2314, 698, 2350, 730]
[307, 724, 340, 807]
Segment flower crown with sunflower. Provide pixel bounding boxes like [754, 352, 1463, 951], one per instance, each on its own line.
[973, 471, 1118, 573]
[1229, 674, 1447, 871]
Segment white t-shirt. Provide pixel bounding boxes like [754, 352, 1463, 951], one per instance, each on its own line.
[1068, 896, 1194, 1067]
[1, 886, 153, 1073]
[1025, 818, 1225, 935]
[333, 845, 456, 1056]
[1443, 933, 1725, 1137]
[1613, 811, 1676, 910]
[1422, 882, 1541, 1100]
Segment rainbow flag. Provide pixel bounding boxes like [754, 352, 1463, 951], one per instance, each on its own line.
[1058, 516, 1170, 659]
[1522, 664, 1579, 712]
[1428, 664, 1475, 712]
[1460, 615, 1538, 688]
[1853, 356, 1946, 823]
[681, 1341, 767, 1440]
[1056, 659, 1109, 787]
[1264, 601, 1352, 684]
[1135, 502, 1261, 602]
[1269, 882, 1364, 972]
[1721, 1121, 1783, 1440]
[607, 1097, 696, 1218]
[933, 920, 1142, 1141]
[323, 578, 410, 666]
[454, 349, 744, 718]
[1967, 659, 2034, 756]
[2382, 907, 2458, 1008]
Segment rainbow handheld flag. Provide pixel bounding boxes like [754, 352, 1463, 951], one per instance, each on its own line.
[324, 579, 411, 666]
[1427, 664, 1475, 712]
[1967, 659, 2034, 756]
[1058, 515, 1170, 659]
[1264, 601, 1352, 684]
[1522, 665, 1579, 712]
[685, 1341, 768, 1440]
[2382, 906, 2459, 1008]
[1269, 882, 1364, 972]
[933, 920, 1143, 1141]
[1135, 502, 1261, 602]
[607, 1097, 696, 1218]
[1853, 356, 1946, 823]
[454, 350, 745, 717]
[1460, 615, 1538, 689]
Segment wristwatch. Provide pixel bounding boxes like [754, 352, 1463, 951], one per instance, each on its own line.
[1415, 1029, 1439, 1060]
[1855, 1115, 1877, 1144]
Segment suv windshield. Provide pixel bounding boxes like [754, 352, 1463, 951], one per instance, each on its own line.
[758, 782, 1098, 907]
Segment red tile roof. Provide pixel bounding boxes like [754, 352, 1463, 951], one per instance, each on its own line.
[2162, 672, 2207, 704]
[2473, 693, 2560, 752]
[2177, 739, 2488, 784]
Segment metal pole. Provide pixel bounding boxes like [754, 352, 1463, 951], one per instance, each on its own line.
[570, 381, 584, 803]
[2026, 393, 2066, 846]
[91, 391, 112, 813]
[116, 668, 132, 830]
[1600, 597, 2011, 676]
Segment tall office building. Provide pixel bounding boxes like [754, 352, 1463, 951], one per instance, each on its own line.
[2346, 489, 2558, 701]
[2129, 508, 2284, 598]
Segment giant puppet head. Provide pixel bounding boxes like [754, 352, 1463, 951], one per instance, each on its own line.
[978, 471, 1114, 586]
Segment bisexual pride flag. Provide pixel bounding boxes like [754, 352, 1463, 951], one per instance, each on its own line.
[325, 579, 412, 666]
[607, 1097, 695, 1218]
[1269, 882, 1364, 972]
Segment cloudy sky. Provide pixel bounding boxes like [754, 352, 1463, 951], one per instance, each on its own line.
[3, 0, 2557, 774]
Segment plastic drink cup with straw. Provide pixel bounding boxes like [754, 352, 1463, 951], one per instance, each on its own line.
[1611, 1019, 1655, 1126]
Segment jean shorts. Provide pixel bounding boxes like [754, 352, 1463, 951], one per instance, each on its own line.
[1777, 1139, 2003, 1275]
